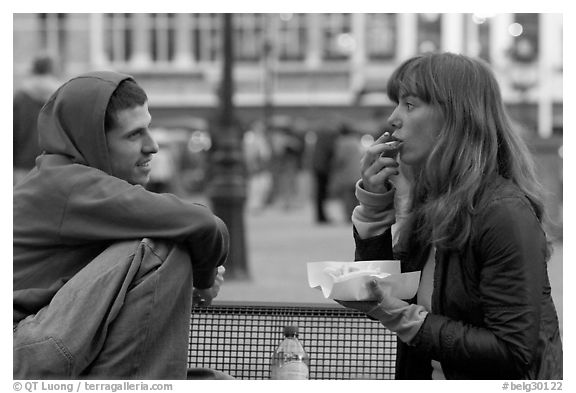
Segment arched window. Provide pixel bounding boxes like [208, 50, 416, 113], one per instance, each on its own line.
[322, 13, 352, 61]
[191, 13, 221, 63]
[104, 13, 133, 64]
[233, 13, 266, 62]
[38, 13, 68, 61]
[150, 13, 177, 64]
[277, 13, 307, 61]
[417, 13, 442, 54]
[510, 13, 539, 63]
[366, 13, 397, 61]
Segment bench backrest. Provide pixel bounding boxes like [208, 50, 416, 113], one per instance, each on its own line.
[188, 302, 397, 380]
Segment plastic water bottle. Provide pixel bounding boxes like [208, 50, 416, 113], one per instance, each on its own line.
[270, 325, 310, 379]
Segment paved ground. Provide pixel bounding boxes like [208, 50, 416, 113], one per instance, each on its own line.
[214, 198, 563, 335]
[218, 200, 354, 305]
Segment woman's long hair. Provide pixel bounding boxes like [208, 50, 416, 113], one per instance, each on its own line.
[387, 52, 546, 251]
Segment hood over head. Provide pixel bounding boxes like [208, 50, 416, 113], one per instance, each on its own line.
[38, 71, 134, 174]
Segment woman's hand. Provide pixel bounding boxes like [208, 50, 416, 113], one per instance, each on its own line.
[336, 279, 409, 318]
[360, 132, 400, 194]
[192, 266, 225, 307]
[337, 280, 426, 343]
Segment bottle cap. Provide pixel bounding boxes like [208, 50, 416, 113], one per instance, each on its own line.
[284, 325, 299, 337]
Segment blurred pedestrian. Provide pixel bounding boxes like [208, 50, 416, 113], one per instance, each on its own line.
[13, 71, 231, 379]
[243, 121, 272, 212]
[267, 124, 304, 210]
[311, 127, 335, 224]
[146, 127, 178, 194]
[13, 54, 60, 185]
[338, 52, 562, 379]
[329, 123, 362, 222]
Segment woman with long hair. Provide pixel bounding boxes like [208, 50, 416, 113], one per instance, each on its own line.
[338, 52, 562, 379]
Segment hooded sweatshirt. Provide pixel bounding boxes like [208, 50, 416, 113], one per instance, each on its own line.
[13, 71, 229, 324]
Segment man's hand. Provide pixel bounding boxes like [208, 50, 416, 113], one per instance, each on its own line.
[192, 266, 225, 307]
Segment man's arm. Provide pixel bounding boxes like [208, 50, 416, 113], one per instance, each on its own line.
[59, 172, 229, 288]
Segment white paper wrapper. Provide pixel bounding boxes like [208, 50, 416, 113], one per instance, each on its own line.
[307, 260, 421, 301]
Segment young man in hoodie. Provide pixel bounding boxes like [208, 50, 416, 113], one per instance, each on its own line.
[13, 71, 230, 379]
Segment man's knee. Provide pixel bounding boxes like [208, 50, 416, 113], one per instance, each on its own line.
[139, 238, 175, 262]
[135, 238, 192, 282]
[13, 239, 193, 380]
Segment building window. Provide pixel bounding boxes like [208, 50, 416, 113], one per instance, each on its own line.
[38, 13, 68, 60]
[277, 13, 307, 61]
[469, 14, 492, 63]
[104, 13, 132, 64]
[477, 17, 491, 63]
[417, 13, 442, 53]
[322, 13, 353, 61]
[191, 13, 221, 63]
[150, 13, 176, 63]
[510, 13, 539, 63]
[234, 13, 266, 62]
[366, 13, 397, 61]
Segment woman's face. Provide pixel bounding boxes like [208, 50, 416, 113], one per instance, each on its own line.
[387, 94, 444, 166]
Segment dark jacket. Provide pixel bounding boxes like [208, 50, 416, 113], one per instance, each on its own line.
[13, 71, 229, 324]
[13, 75, 60, 169]
[354, 176, 562, 379]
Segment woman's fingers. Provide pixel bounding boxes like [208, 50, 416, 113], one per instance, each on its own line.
[363, 156, 399, 175]
[365, 142, 392, 163]
[360, 131, 401, 193]
[363, 132, 392, 166]
[367, 280, 409, 309]
[362, 132, 398, 170]
[361, 156, 399, 193]
[368, 280, 387, 302]
[364, 168, 399, 190]
[373, 131, 392, 145]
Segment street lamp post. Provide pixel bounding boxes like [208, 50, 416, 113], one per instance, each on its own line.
[262, 14, 276, 137]
[262, 38, 274, 136]
[207, 13, 249, 279]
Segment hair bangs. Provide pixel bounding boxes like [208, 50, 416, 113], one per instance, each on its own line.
[386, 56, 431, 104]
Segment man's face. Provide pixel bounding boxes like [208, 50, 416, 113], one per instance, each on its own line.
[106, 103, 158, 186]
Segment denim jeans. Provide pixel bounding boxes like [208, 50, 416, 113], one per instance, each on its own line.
[14, 238, 194, 379]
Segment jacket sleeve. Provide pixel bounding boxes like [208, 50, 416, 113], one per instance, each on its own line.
[410, 196, 548, 378]
[353, 227, 394, 261]
[352, 179, 397, 261]
[59, 173, 229, 289]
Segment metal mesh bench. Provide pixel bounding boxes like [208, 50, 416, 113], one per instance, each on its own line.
[188, 301, 397, 380]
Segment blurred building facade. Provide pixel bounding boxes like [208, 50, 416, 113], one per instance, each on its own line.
[13, 13, 563, 234]
[13, 13, 562, 133]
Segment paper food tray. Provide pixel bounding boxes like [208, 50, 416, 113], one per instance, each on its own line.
[307, 260, 420, 301]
